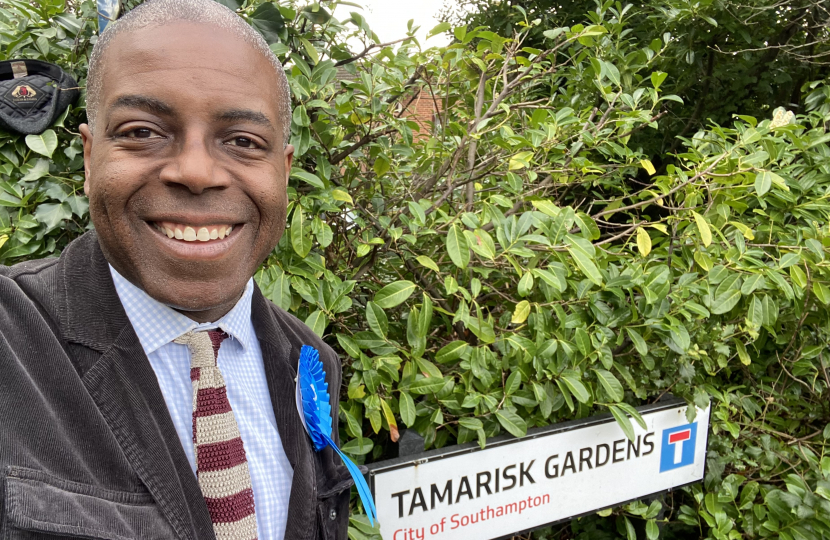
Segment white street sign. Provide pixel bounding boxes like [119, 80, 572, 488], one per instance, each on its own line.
[367, 400, 710, 540]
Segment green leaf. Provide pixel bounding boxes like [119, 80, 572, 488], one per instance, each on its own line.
[495, 409, 527, 438]
[290, 206, 311, 257]
[575, 327, 591, 356]
[692, 211, 712, 247]
[517, 272, 534, 296]
[567, 245, 603, 286]
[561, 373, 590, 403]
[25, 130, 58, 158]
[373, 280, 417, 308]
[250, 2, 285, 43]
[446, 224, 470, 269]
[711, 289, 742, 314]
[291, 168, 324, 189]
[626, 328, 648, 356]
[511, 300, 531, 324]
[299, 37, 319, 64]
[464, 229, 496, 260]
[458, 417, 483, 431]
[651, 71, 668, 89]
[741, 274, 765, 295]
[755, 171, 772, 196]
[436, 341, 468, 364]
[365, 301, 388, 339]
[304, 310, 328, 337]
[33, 202, 71, 232]
[531, 200, 560, 218]
[415, 255, 440, 272]
[646, 519, 659, 540]
[407, 201, 426, 225]
[409, 377, 445, 394]
[399, 392, 416, 427]
[609, 404, 636, 442]
[813, 282, 830, 305]
[735, 340, 751, 365]
[594, 369, 624, 402]
[505, 371, 522, 394]
[427, 21, 451, 38]
[336, 334, 361, 359]
[341, 438, 374, 456]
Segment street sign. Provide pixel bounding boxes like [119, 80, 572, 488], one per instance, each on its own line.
[366, 398, 709, 540]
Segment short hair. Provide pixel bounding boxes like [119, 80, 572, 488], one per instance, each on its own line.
[86, 0, 292, 145]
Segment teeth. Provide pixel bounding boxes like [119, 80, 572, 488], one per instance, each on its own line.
[157, 222, 234, 242]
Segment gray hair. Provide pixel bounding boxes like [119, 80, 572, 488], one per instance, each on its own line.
[86, 0, 292, 145]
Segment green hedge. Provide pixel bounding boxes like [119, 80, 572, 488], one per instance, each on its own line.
[1, 1, 829, 539]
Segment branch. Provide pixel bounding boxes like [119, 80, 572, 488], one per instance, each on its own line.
[334, 37, 414, 67]
[591, 153, 727, 219]
[330, 126, 397, 165]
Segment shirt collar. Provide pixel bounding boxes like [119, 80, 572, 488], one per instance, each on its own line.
[109, 265, 255, 355]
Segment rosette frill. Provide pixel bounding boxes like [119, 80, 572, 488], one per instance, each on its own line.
[298, 345, 377, 525]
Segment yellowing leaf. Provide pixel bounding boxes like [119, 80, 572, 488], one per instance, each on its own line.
[640, 159, 656, 175]
[0, 234, 7, 250]
[415, 255, 439, 273]
[331, 188, 353, 204]
[636, 227, 652, 256]
[729, 221, 755, 240]
[692, 211, 712, 247]
[735, 341, 751, 365]
[511, 300, 531, 324]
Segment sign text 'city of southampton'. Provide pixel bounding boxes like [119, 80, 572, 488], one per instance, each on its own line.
[367, 399, 710, 540]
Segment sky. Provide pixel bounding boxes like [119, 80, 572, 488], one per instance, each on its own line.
[331, 0, 456, 50]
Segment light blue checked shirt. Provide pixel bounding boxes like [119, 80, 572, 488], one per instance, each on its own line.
[109, 265, 293, 539]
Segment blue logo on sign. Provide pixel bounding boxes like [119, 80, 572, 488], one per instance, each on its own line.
[660, 423, 697, 472]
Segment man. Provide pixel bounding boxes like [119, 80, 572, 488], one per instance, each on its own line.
[0, 1, 350, 538]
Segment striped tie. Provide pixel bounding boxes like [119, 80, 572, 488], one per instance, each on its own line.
[175, 330, 258, 540]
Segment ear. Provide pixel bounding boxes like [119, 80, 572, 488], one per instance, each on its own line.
[283, 144, 294, 184]
[79, 123, 93, 195]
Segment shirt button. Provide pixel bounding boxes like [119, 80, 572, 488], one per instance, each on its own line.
[329, 508, 337, 521]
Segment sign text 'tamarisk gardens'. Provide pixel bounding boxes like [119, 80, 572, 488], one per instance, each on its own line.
[367, 399, 710, 540]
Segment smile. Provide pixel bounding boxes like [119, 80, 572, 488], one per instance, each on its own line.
[153, 221, 234, 242]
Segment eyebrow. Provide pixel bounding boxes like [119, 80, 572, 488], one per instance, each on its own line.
[108, 95, 175, 117]
[214, 109, 274, 129]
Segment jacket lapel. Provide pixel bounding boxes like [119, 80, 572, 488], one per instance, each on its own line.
[251, 288, 318, 540]
[57, 232, 213, 540]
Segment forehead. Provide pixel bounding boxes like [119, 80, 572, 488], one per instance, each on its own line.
[99, 21, 280, 122]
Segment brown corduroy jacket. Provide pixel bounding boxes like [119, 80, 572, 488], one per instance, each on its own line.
[0, 231, 352, 539]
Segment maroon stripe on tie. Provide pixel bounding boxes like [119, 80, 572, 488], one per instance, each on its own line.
[204, 487, 256, 523]
[208, 330, 228, 360]
[194, 386, 233, 417]
[197, 437, 248, 472]
[190, 367, 201, 382]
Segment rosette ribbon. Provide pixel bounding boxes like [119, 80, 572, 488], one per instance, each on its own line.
[296, 345, 377, 526]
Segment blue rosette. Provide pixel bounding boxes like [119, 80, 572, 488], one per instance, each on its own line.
[297, 345, 378, 526]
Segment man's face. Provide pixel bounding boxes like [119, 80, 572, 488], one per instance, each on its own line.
[80, 22, 293, 322]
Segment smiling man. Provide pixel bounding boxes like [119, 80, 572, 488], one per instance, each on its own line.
[0, 1, 350, 539]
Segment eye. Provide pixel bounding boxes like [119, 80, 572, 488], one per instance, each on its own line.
[226, 136, 260, 149]
[120, 127, 161, 139]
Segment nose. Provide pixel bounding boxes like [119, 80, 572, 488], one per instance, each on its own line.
[158, 131, 228, 194]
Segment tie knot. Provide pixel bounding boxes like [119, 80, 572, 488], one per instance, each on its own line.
[174, 330, 228, 368]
